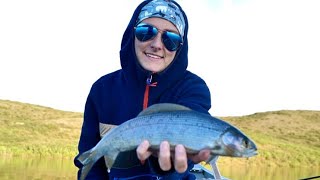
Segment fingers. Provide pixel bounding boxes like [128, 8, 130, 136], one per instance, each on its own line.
[174, 144, 188, 173]
[158, 142, 188, 173]
[136, 140, 152, 164]
[158, 141, 171, 171]
[138, 141, 192, 173]
[189, 149, 211, 163]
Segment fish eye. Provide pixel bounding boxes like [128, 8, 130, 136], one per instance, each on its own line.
[242, 139, 249, 148]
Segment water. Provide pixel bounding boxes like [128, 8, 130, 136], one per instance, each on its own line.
[0, 156, 319, 180]
[0, 156, 77, 180]
[219, 164, 320, 180]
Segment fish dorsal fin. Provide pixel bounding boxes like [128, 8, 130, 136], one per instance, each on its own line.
[138, 103, 192, 116]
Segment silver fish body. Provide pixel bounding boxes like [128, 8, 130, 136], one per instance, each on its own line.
[77, 103, 257, 180]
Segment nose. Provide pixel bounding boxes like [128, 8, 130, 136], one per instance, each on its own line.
[150, 33, 163, 50]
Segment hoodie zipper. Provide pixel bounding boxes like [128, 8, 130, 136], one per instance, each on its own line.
[143, 73, 157, 110]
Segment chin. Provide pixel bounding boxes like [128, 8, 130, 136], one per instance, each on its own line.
[144, 66, 162, 73]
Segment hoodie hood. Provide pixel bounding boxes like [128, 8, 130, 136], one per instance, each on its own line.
[120, 0, 189, 91]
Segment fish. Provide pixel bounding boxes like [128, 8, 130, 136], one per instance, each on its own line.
[77, 103, 258, 180]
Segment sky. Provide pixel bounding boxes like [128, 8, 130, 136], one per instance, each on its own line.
[0, 0, 319, 116]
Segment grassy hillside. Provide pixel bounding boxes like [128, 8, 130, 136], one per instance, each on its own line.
[218, 110, 320, 167]
[0, 99, 319, 167]
[0, 100, 82, 157]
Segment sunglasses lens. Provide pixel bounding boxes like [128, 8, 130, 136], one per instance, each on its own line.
[135, 24, 183, 51]
[135, 25, 157, 42]
[162, 32, 182, 51]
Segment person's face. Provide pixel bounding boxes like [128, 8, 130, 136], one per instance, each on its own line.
[135, 17, 179, 73]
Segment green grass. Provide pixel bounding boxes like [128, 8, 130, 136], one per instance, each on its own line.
[0, 99, 319, 167]
[0, 99, 82, 158]
[217, 110, 320, 167]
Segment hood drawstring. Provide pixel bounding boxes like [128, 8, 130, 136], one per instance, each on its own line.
[143, 73, 158, 110]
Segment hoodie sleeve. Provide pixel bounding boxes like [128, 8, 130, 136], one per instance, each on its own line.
[74, 88, 109, 180]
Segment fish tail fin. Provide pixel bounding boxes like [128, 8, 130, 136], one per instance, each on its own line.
[77, 150, 99, 180]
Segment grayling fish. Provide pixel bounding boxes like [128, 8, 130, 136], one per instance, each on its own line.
[77, 103, 257, 180]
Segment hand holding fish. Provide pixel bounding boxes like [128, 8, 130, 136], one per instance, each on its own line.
[136, 140, 211, 173]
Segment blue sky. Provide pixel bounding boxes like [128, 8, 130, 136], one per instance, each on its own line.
[0, 0, 319, 116]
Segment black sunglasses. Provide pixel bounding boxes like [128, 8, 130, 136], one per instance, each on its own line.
[134, 23, 183, 51]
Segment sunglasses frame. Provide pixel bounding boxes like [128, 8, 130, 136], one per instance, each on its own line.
[134, 23, 183, 51]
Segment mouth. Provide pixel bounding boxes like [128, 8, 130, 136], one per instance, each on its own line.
[145, 52, 163, 59]
[242, 149, 258, 157]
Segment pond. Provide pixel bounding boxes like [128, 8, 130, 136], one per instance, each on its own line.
[0, 156, 76, 180]
[0, 156, 319, 180]
[219, 164, 319, 180]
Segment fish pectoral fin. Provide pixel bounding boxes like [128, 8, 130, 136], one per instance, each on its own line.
[137, 103, 191, 116]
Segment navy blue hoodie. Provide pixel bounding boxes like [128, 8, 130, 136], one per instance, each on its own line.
[74, 0, 211, 179]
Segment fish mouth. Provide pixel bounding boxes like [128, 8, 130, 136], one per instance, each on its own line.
[241, 148, 258, 158]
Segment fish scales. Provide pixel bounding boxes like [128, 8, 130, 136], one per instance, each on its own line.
[108, 111, 229, 151]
